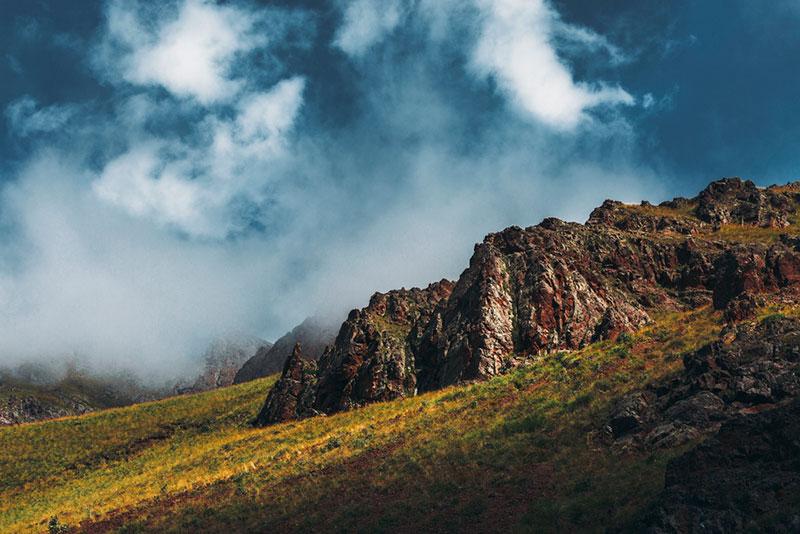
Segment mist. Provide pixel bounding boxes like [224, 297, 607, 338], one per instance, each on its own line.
[0, 0, 668, 380]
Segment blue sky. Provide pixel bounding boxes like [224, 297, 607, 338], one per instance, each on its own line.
[0, 0, 798, 375]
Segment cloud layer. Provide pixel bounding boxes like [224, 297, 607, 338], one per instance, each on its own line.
[0, 0, 658, 379]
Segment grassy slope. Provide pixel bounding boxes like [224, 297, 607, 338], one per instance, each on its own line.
[0, 308, 724, 534]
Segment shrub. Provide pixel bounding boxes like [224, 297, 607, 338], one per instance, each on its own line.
[48, 516, 69, 534]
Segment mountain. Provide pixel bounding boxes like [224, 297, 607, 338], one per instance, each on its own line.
[258, 177, 800, 425]
[177, 335, 270, 394]
[0, 365, 160, 426]
[4, 177, 800, 532]
[233, 316, 339, 384]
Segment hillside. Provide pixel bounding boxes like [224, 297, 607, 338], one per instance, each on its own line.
[3, 177, 800, 532]
[2, 306, 727, 533]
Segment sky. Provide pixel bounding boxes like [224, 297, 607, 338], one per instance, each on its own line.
[0, 0, 799, 378]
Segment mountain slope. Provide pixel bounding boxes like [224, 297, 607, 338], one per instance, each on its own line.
[0, 306, 724, 533]
[5, 177, 800, 532]
[0, 368, 160, 426]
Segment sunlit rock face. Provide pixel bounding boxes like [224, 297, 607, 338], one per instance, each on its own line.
[258, 178, 800, 424]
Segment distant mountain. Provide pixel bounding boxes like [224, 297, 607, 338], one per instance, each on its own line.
[233, 316, 339, 384]
[177, 335, 271, 394]
[0, 365, 161, 425]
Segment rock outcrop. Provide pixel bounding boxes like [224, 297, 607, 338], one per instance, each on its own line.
[234, 317, 338, 384]
[642, 399, 800, 533]
[314, 281, 454, 413]
[606, 316, 800, 450]
[695, 178, 798, 228]
[259, 178, 800, 424]
[255, 343, 318, 426]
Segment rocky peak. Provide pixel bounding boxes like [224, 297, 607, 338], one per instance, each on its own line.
[312, 280, 454, 414]
[254, 343, 318, 426]
[258, 178, 800, 425]
[695, 177, 797, 228]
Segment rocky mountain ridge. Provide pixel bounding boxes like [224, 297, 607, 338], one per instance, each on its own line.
[258, 178, 800, 425]
[252, 177, 800, 529]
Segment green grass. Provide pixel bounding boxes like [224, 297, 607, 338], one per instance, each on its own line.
[0, 308, 725, 533]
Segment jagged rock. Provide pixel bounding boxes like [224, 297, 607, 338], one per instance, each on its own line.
[695, 177, 797, 228]
[314, 281, 454, 414]
[414, 220, 724, 391]
[234, 317, 338, 384]
[642, 399, 800, 533]
[588, 199, 699, 234]
[606, 316, 800, 449]
[259, 179, 800, 425]
[723, 292, 761, 322]
[254, 343, 318, 426]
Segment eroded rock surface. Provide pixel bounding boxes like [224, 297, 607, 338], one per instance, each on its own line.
[695, 178, 798, 228]
[642, 399, 800, 533]
[259, 178, 800, 424]
[255, 343, 318, 426]
[314, 281, 454, 413]
[606, 316, 800, 450]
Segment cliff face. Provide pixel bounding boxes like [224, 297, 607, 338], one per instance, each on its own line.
[313, 281, 454, 414]
[642, 398, 800, 532]
[258, 178, 800, 425]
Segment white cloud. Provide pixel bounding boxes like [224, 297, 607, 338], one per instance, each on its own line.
[470, 0, 633, 130]
[92, 77, 306, 237]
[334, 0, 634, 130]
[234, 77, 306, 155]
[334, 0, 405, 56]
[5, 97, 80, 137]
[102, 0, 259, 103]
[0, 0, 661, 382]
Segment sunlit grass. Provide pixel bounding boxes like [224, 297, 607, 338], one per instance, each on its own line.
[0, 308, 728, 533]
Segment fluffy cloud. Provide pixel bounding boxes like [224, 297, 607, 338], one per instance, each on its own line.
[99, 0, 261, 103]
[470, 0, 634, 130]
[334, 0, 633, 130]
[92, 76, 306, 237]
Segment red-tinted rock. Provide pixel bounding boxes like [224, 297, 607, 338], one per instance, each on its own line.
[313, 281, 454, 415]
[259, 179, 800, 425]
[254, 343, 318, 426]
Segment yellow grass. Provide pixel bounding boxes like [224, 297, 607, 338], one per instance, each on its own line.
[0, 308, 727, 533]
